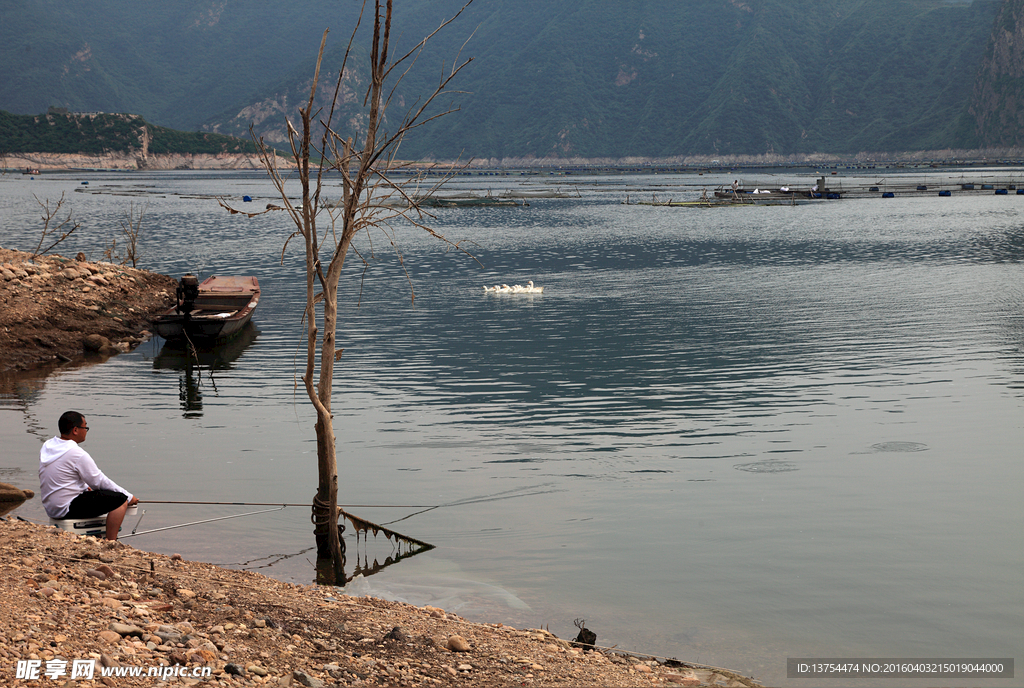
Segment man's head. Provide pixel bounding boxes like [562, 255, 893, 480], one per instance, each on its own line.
[58, 411, 89, 442]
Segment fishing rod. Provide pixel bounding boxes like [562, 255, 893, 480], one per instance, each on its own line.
[139, 501, 438, 508]
[130, 502, 437, 549]
[140, 485, 558, 512]
[121, 506, 287, 538]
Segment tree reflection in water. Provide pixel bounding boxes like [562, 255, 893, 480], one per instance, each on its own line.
[153, 323, 259, 418]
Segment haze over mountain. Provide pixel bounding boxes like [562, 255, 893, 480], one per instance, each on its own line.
[1, 0, 1022, 159]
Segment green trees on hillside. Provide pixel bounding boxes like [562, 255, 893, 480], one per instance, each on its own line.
[0, 110, 258, 155]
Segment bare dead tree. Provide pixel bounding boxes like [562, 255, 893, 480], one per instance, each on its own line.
[32, 192, 81, 260]
[223, 0, 476, 583]
[101, 237, 119, 264]
[118, 201, 147, 268]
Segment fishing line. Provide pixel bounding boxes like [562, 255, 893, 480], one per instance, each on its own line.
[379, 485, 563, 526]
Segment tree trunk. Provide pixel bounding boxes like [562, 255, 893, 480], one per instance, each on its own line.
[313, 276, 345, 584]
[313, 412, 344, 584]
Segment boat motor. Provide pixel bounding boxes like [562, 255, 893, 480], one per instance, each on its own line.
[175, 274, 199, 316]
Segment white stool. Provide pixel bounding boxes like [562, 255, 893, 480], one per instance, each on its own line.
[50, 505, 138, 537]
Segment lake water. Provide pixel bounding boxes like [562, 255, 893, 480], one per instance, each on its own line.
[1, 168, 1022, 686]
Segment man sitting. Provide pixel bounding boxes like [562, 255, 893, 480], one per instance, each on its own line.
[39, 411, 139, 540]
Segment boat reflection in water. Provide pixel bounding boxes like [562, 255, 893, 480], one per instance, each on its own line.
[153, 322, 259, 418]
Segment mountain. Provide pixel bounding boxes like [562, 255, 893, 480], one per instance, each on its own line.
[960, 0, 1024, 147]
[0, 1, 349, 131]
[0, 0, 1017, 159]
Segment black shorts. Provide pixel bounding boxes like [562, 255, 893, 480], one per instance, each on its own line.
[64, 489, 129, 519]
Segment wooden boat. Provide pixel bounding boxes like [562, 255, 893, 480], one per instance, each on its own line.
[153, 275, 260, 341]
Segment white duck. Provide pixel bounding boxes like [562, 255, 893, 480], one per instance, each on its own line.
[483, 281, 543, 294]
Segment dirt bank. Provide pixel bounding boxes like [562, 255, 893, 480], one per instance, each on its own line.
[0, 248, 177, 373]
[1, 518, 760, 687]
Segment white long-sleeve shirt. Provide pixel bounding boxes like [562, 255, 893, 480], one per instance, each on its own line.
[38, 437, 132, 518]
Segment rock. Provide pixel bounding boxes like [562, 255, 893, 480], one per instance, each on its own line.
[666, 672, 702, 685]
[247, 665, 269, 677]
[633, 663, 653, 673]
[155, 633, 182, 646]
[86, 569, 106, 580]
[383, 626, 409, 642]
[98, 631, 122, 644]
[0, 483, 32, 517]
[83, 334, 112, 352]
[291, 670, 324, 688]
[446, 635, 471, 652]
[572, 620, 597, 649]
[458, 663, 473, 672]
[108, 622, 144, 638]
[225, 663, 246, 675]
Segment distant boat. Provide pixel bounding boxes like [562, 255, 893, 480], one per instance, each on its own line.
[153, 275, 259, 341]
[419, 196, 524, 208]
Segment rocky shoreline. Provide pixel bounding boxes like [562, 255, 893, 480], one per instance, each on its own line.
[0, 248, 177, 373]
[5, 152, 289, 172]
[1, 518, 761, 687]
